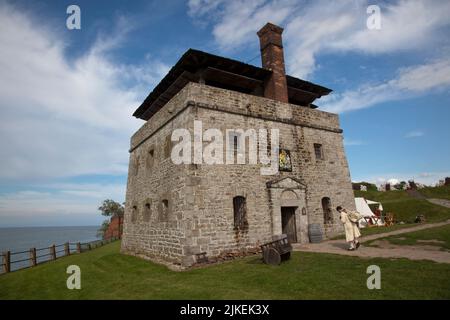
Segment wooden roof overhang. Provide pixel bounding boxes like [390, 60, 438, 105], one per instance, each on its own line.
[133, 49, 332, 120]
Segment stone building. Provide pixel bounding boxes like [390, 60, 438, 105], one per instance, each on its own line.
[121, 23, 355, 268]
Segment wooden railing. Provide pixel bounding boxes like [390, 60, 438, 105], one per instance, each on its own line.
[0, 237, 119, 274]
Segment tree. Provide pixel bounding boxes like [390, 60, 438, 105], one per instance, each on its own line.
[98, 199, 124, 218]
[97, 219, 110, 238]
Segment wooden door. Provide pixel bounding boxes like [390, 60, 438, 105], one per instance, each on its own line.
[281, 207, 297, 243]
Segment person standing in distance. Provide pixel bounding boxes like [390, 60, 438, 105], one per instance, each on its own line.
[337, 206, 361, 251]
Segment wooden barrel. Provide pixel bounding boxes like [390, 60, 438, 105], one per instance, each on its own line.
[308, 223, 323, 243]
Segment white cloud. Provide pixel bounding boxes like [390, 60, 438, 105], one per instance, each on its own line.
[0, 3, 168, 181]
[395, 59, 450, 92]
[0, 183, 125, 227]
[329, 0, 450, 54]
[188, 0, 297, 50]
[321, 58, 450, 113]
[0, 3, 171, 226]
[188, 0, 225, 18]
[354, 171, 450, 186]
[188, 0, 450, 114]
[188, 0, 450, 78]
[404, 130, 425, 138]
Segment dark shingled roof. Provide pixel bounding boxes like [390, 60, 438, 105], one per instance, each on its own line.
[133, 49, 332, 120]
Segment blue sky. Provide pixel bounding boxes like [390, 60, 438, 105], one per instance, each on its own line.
[0, 0, 449, 227]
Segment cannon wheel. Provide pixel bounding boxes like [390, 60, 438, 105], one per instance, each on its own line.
[266, 247, 281, 265]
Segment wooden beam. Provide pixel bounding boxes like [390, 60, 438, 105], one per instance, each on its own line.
[141, 71, 198, 120]
[50, 245, 56, 260]
[3, 251, 10, 273]
[287, 86, 319, 105]
[202, 67, 263, 91]
[30, 248, 37, 267]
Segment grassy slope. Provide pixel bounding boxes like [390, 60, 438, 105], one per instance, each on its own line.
[419, 185, 450, 200]
[367, 224, 450, 251]
[354, 190, 450, 223]
[328, 190, 450, 239]
[0, 241, 449, 300]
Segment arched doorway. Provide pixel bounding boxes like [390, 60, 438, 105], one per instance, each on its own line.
[267, 177, 309, 243]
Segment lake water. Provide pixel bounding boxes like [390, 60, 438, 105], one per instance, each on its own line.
[0, 226, 101, 272]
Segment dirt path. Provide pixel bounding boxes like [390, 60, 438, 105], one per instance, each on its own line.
[406, 188, 450, 208]
[292, 219, 450, 264]
[406, 189, 426, 199]
[427, 198, 450, 208]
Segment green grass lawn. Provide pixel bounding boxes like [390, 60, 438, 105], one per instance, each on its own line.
[366, 224, 450, 251]
[354, 190, 450, 223]
[419, 185, 450, 200]
[1, 241, 449, 300]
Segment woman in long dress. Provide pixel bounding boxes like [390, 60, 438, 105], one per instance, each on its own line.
[336, 206, 361, 251]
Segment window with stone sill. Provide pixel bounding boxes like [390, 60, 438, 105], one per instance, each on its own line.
[314, 143, 324, 160]
[131, 205, 138, 223]
[143, 201, 151, 222]
[233, 196, 248, 230]
[159, 199, 169, 222]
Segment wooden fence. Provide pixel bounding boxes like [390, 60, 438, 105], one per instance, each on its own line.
[0, 237, 119, 274]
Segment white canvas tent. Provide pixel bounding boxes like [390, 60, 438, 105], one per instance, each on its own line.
[354, 197, 384, 227]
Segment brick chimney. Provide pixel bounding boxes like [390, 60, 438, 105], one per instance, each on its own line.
[257, 22, 289, 103]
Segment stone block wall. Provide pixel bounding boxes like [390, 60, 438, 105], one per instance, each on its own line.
[121, 82, 355, 268]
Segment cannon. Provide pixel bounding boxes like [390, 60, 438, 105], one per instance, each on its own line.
[260, 234, 292, 265]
